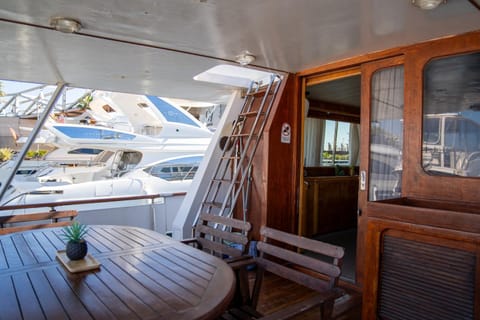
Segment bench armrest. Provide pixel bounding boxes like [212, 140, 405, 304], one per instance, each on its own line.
[180, 238, 198, 245]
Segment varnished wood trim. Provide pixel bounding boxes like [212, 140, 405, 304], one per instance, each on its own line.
[468, 0, 480, 10]
[298, 77, 307, 237]
[476, 250, 480, 320]
[305, 67, 361, 86]
[361, 220, 382, 319]
[299, 52, 401, 78]
[298, 29, 480, 77]
[366, 200, 480, 235]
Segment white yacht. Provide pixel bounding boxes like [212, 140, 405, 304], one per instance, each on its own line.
[1, 154, 203, 209]
[1, 92, 213, 184]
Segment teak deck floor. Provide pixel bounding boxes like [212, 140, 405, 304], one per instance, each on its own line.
[253, 272, 362, 319]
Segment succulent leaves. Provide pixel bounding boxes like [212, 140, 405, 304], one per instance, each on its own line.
[61, 221, 88, 243]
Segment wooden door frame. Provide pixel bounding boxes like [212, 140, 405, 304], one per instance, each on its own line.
[298, 67, 361, 237]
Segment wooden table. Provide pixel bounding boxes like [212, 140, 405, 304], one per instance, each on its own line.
[0, 225, 236, 320]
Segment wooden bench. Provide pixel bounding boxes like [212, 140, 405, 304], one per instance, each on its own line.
[0, 210, 78, 235]
[182, 213, 252, 260]
[221, 226, 345, 320]
[182, 213, 252, 306]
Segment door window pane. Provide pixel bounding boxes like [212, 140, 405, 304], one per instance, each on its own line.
[369, 66, 404, 201]
[423, 52, 480, 177]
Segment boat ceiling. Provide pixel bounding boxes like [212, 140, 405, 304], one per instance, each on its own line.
[0, 0, 479, 104]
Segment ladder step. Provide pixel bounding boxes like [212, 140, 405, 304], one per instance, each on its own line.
[220, 156, 240, 160]
[245, 89, 274, 97]
[212, 178, 240, 183]
[199, 211, 231, 218]
[231, 133, 258, 138]
[239, 111, 263, 117]
[203, 202, 230, 208]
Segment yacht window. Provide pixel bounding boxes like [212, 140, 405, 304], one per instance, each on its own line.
[147, 96, 200, 127]
[54, 126, 136, 140]
[145, 156, 202, 181]
[93, 151, 115, 162]
[121, 151, 142, 168]
[423, 52, 480, 177]
[423, 118, 440, 144]
[68, 148, 103, 155]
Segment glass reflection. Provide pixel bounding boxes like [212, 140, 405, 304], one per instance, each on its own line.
[423, 52, 480, 177]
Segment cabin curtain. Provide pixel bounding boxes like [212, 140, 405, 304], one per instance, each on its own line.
[369, 65, 404, 201]
[349, 123, 360, 166]
[304, 117, 325, 167]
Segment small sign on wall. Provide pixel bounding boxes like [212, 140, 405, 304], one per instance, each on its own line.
[281, 122, 291, 144]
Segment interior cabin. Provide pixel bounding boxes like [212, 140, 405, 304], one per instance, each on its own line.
[1, 1, 480, 319]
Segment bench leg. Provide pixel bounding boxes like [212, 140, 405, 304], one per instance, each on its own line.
[321, 299, 335, 320]
[230, 267, 251, 307]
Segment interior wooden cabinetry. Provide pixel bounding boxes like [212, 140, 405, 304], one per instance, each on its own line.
[302, 172, 358, 237]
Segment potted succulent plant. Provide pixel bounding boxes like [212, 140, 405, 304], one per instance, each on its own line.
[61, 222, 89, 260]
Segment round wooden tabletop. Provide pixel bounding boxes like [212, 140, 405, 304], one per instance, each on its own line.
[0, 225, 236, 320]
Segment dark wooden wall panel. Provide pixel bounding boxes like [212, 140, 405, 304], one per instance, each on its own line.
[264, 75, 299, 236]
[241, 74, 298, 240]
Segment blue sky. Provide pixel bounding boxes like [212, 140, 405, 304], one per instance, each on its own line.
[1, 79, 43, 94]
[0, 79, 87, 110]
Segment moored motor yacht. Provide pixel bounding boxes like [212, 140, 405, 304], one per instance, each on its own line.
[1, 92, 213, 184]
[0, 154, 203, 211]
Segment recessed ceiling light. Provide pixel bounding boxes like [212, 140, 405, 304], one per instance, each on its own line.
[50, 17, 82, 33]
[235, 51, 256, 66]
[411, 0, 446, 10]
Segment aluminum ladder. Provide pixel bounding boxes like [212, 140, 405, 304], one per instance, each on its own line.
[197, 73, 282, 224]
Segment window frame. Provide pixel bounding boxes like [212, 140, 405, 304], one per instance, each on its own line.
[402, 42, 480, 203]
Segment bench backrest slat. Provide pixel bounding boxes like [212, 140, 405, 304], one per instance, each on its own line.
[260, 226, 344, 258]
[257, 241, 342, 278]
[0, 210, 78, 235]
[256, 226, 345, 292]
[194, 213, 251, 258]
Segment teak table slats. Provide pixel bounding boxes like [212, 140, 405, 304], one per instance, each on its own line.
[0, 225, 235, 320]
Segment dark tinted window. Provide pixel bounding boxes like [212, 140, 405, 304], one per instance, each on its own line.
[423, 52, 480, 177]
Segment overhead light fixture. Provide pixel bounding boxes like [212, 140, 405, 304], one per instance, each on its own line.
[235, 51, 256, 66]
[50, 17, 82, 33]
[411, 0, 446, 10]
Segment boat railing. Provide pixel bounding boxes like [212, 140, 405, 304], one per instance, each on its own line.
[0, 192, 187, 235]
[0, 192, 186, 212]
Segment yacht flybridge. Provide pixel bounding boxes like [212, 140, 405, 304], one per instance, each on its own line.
[1, 1, 480, 319]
